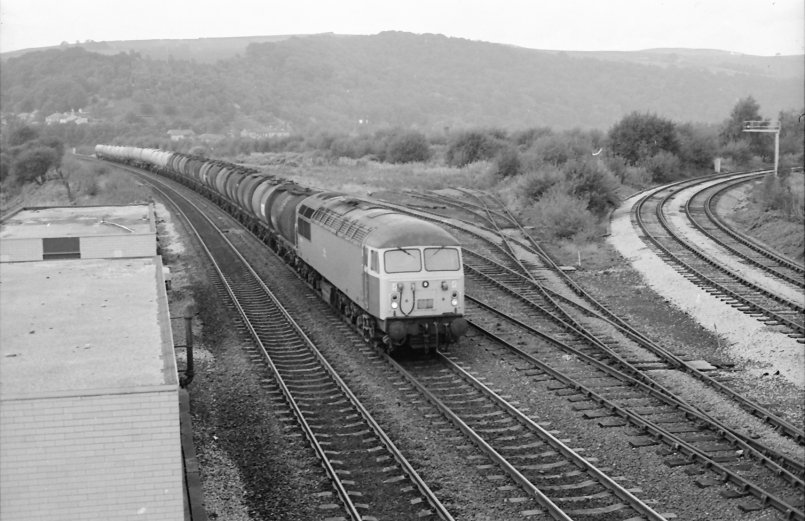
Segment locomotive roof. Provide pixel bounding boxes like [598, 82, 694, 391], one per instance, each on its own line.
[301, 193, 459, 248]
[364, 213, 460, 248]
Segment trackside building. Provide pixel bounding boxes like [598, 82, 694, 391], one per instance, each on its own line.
[0, 205, 183, 521]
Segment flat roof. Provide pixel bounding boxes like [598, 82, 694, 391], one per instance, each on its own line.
[0, 256, 177, 400]
[0, 205, 154, 240]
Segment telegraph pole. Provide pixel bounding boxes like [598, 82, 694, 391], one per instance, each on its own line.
[743, 120, 781, 176]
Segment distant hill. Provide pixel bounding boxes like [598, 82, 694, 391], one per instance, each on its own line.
[1, 34, 304, 63]
[1, 32, 802, 138]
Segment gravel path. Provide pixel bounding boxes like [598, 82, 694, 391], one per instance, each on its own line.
[608, 188, 804, 389]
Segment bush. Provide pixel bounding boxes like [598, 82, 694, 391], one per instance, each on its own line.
[608, 112, 679, 165]
[524, 186, 596, 239]
[495, 146, 522, 177]
[759, 173, 804, 221]
[621, 165, 653, 189]
[719, 140, 753, 168]
[676, 122, 718, 170]
[562, 159, 621, 215]
[385, 131, 431, 163]
[642, 151, 682, 183]
[445, 130, 503, 167]
[11, 146, 59, 185]
[528, 130, 595, 166]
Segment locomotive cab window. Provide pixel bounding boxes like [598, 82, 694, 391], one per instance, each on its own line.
[370, 250, 379, 272]
[384, 248, 422, 273]
[297, 217, 311, 240]
[424, 247, 460, 271]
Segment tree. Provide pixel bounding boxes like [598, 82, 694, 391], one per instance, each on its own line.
[495, 146, 522, 178]
[445, 130, 503, 167]
[0, 153, 11, 184]
[8, 125, 40, 147]
[720, 96, 762, 144]
[562, 158, 620, 215]
[719, 96, 770, 160]
[385, 131, 431, 163]
[676, 123, 718, 170]
[11, 146, 59, 185]
[608, 112, 679, 165]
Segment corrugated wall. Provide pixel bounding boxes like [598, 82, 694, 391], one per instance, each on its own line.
[0, 389, 183, 520]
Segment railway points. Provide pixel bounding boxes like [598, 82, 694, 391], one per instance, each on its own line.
[87, 149, 804, 520]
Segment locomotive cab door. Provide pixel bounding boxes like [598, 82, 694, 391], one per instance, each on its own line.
[363, 247, 380, 314]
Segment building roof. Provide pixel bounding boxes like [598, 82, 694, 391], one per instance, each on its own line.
[0, 205, 155, 240]
[0, 256, 177, 400]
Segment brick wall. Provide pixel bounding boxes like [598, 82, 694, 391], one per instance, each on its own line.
[0, 389, 183, 521]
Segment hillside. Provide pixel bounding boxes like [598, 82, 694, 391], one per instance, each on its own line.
[1, 32, 802, 139]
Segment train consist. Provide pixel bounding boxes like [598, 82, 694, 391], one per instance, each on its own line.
[94, 145, 468, 352]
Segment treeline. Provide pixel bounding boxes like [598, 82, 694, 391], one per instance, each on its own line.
[2, 96, 802, 241]
[2, 33, 803, 137]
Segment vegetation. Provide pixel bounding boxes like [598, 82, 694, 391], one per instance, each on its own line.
[1, 43, 801, 247]
[1, 33, 802, 140]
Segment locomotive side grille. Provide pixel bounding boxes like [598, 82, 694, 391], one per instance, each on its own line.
[311, 208, 374, 243]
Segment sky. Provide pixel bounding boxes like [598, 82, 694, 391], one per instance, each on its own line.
[1, 0, 803, 56]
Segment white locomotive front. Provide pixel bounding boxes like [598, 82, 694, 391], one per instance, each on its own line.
[295, 193, 468, 351]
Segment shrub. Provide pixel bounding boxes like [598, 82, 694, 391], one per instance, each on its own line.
[494, 146, 522, 178]
[528, 130, 594, 166]
[519, 167, 562, 200]
[562, 158, 621, 215]
[719, 140, 753, 167]
[760, 173, 804, 221]
[524, 186, 596, 239]
[445, 130, 503, 167]
[642, 151, 683, 183]
[385, 131, 431, 163]
[621, 165, 653, 189]
[608, 112, 679, 165]
[11, 146, 59, 185]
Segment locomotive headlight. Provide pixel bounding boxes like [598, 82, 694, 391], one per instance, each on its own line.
[422, 280, 429, 288]
[441, 281, 449, 291]
[451, 291, 458, 307]
[391, 292, 399, 309]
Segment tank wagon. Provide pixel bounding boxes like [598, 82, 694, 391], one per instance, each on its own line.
[95, 145, 468, 352]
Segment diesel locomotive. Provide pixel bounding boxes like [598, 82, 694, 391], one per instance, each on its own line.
[94, 145, 469, 352]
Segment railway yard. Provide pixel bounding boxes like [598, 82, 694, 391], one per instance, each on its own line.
[85, 162, 805, 520]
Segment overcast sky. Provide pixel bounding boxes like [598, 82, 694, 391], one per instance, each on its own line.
[1, 0, 802, 56]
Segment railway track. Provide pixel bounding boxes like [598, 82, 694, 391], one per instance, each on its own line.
[372, 183, 805, 444]
[122, 167, 455, 521]
[391, 354, 668, 521]
[464, 279, 804, 519]
[687, 174, 805, 290]
[99, 159, 679, 520]
[374, 184, 805, 518]
[97, 156, 804, 519]
[635, 172, 805, 339]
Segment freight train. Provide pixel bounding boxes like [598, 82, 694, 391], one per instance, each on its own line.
[94, 145, 468, 352]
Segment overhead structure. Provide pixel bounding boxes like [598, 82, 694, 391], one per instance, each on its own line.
[743, 120, 781, 176]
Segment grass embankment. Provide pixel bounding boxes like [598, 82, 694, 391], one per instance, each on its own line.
[726, 172, 804, 262]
